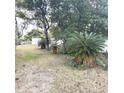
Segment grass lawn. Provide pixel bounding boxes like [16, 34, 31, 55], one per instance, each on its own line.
[15, 45, 42, 62]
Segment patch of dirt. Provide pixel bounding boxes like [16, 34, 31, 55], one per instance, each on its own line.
[16, 63, 54, 93]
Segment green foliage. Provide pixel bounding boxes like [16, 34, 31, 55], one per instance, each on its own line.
[28, 29, 43, 37]
[96, 53, 108, 70]
[49, 26, 61, 40]
[24, 29, 43, 41]
[16, 10, 28, 19]
[50, 25, 72, 53]
[16, 0, 108, 52]
[50, 26, 70, 40]
[16, 0, 25, 8]
[50, 0, 108, 37]
[15, 27, 22, 45]
[66, 32, 106, 62]
[49, 0, 108, 54]
[24, 35, 31, 41]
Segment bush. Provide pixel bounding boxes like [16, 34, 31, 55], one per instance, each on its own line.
[38, 38, 46, 49]
[66, 32, 106, 67]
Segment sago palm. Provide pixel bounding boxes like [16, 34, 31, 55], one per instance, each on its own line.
[66, 31, 106, 67]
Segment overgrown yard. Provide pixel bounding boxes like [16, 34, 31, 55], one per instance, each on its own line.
[15, 45, 107, 93]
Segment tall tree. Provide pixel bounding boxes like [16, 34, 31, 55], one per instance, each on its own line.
[49, 0, 107, 53]
[16, 0, 51, 50]
[23, 0, 50, 50]
[49, 0, 107, 36]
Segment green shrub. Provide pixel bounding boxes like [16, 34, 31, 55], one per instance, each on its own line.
[96, 54, 108, 70]
[66, 32, 106, 67]
[38, 38, 46, 49]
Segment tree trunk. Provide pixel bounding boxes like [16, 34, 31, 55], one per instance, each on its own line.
[44, 28, 50, 50]
[63, 39, 67, 54]
[83, 56, 96, 68]
[42, 16, 50, 51]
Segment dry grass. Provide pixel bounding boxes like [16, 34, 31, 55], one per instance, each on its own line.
[15, 45, 108, 93]
[16, 45, 42, 62]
